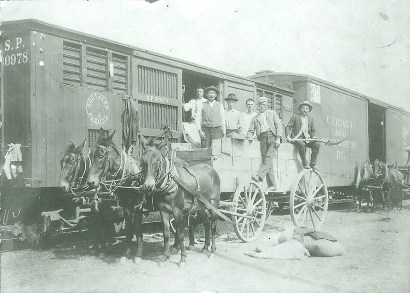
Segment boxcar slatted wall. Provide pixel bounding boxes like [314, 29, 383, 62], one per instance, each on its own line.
[30, 31, 127, 187]
[63, 41, 81, 87]
[133, 58, 182, 139]
[112, 54, 127, 94]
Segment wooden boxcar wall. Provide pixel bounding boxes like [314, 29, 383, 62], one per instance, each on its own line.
[4, 23, 186, 187]
[2, 30, 33, 182]
[31, 31, 126, 187]
[292, 81, 368, 188]
[385, 108, 410, 164]
[132, 57, 182, 140]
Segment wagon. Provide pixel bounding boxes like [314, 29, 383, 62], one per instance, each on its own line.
[175, 137, 329, 242]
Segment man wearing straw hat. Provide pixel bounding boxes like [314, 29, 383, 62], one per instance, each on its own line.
[285, 101, 320, 169]
[196, 86, 226, 147]
[247, 96, 282, 191]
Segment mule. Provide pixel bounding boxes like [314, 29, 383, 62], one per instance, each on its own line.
[374, 160, 404, 207]
[87, 130, 144, 261]
[59, 139, 89, 192]
[355, 161, 385, 211]
[140, 136, 221, 266]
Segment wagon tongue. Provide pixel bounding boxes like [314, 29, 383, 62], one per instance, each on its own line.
[325, 137, 349, 146]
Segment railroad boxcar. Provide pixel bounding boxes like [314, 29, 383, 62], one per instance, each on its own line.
[249, 71, 410, 194]
[0, 19, 293, 192]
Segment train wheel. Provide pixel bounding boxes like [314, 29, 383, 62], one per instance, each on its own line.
[290, 168, 328, 230]
[232, 180, 266, 242]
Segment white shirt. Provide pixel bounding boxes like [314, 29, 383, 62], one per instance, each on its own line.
[301, 116, 310, 138]
[258, 112, 270, 133]
[241, 111, 257, 135]
[195, 100, 226, 133]
[225, 108, 241, 130]
[183, 97, 207, 120]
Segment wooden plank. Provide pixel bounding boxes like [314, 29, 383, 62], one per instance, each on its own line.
[171, 143, 191, 151]
[176, 148, 211, 162]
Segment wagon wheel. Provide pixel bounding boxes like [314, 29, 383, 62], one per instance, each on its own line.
[290, 168, 328, 230]
[232, 180, 266, 242]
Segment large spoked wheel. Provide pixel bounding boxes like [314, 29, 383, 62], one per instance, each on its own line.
[290, 168, 328, 230]
[232, 180, 266, 242]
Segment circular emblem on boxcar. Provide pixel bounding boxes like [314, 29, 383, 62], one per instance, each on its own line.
[86, 93, 110, 125]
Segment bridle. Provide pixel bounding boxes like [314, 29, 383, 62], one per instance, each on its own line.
[374, 160, 388, 187]
[93, 143, 144, 196]
[94, 144, 123, 179]
[63, 153, 91, 194]
[143, 146, 178, 195]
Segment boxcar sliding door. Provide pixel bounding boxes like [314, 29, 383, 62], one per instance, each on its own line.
[132, 58, 182, 143]
[223, 81, 255, 112]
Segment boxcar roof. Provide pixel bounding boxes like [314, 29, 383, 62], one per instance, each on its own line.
[2, 19, 292, 94]
[251, 72, 409, 115]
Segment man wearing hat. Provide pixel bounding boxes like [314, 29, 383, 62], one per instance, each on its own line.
[195, 86, 226, 147]
[225, 93, 242, 137]
[247, 96, 283, 191]
[285, 101, 320, 169]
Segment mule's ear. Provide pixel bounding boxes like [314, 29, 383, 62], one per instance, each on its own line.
[156, 139, 168, 150]
[140, 136, 148, 151]
[74, 139, 87, 154]
[156, 139, 169, 157]
[65, 141, 75, 153]
[104, 131, 116, 145]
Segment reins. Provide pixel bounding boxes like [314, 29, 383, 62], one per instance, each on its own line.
[68, 154, 92, 196]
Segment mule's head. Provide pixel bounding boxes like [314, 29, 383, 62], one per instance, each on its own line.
[59, 139, 86, 192]
[373, 159, 386, 178]
[140, 136, 169, 192]
[87, 130, 116, 189]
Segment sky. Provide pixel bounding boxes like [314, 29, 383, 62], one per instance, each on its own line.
[1, 0, 409, 110]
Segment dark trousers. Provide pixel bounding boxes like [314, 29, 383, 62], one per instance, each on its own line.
[293, 140, 320, 166]
[201, 126, 223, 148]
[257, 131, 277, 188]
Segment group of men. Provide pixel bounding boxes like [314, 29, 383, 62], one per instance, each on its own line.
[184, 85, 320, 191]
[184, 86, 257, 147]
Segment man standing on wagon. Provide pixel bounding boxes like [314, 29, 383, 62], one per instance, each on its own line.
[196, 86, 226, 148]
[183, 86, 207, 122]
[285, 101, 320, 169]
[225, 93, 242, 138]
[247, 97, 282, 191]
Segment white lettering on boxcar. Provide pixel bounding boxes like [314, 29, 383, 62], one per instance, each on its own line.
[146, 95, 169, 104]
[326, 116, 353, 129]
[3, 37, 29, 66]
[86, 93, 110, 125]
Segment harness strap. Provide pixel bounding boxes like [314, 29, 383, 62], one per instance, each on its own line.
[170, 173, 231, 223]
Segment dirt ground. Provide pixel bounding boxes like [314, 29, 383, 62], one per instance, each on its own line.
[2, 201, 410, 293]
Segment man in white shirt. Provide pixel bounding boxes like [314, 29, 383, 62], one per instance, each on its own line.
[225, 94, 242, 137]
[183, 86, 207, 122]
[240, 98, 257, 137]
[247, 97, 282, 191]
[196, 86, 226, 147]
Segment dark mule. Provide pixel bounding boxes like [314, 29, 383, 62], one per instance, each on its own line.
[374, 160, 404, 207]
[140, 136, 221, 266]
[87, 130, 144, 261]
[59, 139, 89, 192]
[355, 161, 385, 211]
